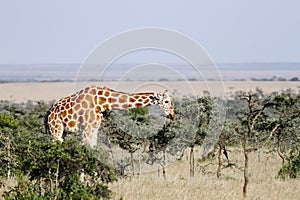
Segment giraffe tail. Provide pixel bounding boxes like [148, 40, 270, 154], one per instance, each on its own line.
[44, 109, 51, 135]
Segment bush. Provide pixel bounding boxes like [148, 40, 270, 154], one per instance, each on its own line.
[3, 136, 116, 199]
[278, 148, 300, 179]
[0, 113, 18, 129]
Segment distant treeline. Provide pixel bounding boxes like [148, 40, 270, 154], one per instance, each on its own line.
[0, 77, 299, 83]
[251, 76, 299, 82]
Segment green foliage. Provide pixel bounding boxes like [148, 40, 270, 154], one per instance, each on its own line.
[0, 101, 116, 199]
[0, 113, 18, 129]
[278, 148, 300, 179]
[3, 136, 116, 199]
[128, 107, 149, 121]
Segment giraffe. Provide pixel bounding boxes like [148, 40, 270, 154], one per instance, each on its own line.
[44, 85, 175, 145]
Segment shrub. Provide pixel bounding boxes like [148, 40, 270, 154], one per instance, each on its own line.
[0, 113, 18, 130]
[2, 134, 117, 199]
[278, 148, 300, 179]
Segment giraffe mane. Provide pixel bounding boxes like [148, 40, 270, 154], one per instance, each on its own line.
[102, 86, 154, 96]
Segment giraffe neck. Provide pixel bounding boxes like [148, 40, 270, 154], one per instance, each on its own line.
[97, 87, 157, 111]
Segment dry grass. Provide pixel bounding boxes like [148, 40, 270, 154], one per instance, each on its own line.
[109, 149, 300, 200]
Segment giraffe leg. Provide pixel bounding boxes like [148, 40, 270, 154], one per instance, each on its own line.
[52, 121, 64, 142]
[89, 126, 99, 148]
[47, 113, 64, 142]
[90, 113, 103, 147]
[81, 122, 100, 147]
[81, 112, 103, 147]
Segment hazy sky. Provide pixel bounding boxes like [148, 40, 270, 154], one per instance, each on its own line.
[1, 0, 300, 64]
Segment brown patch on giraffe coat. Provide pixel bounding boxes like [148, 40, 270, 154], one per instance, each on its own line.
[90, 88, 97, 95]
[122, 104, 129, 109]
[93, 96, 98, 105]
[89, 110, 95, 123]
[84, 111, 89, 121]
[74, 104, 81, 111]
[111, 92, 119, 97]
[133, 95, 140, 99]
[86, 95, 94, 107]
[108, 97, 117, 103]
[104, 91, 110, 97]
[68, 109, 73, 115]
[144, 99, 150, 104]
[84, 87, 90, 93]
[51, 120, 56, 126]
[76, 94, 85, 103]
[135, 103, 143, 107]
[67, 114, 72, 120]
[98, 90, 103, 95]
[78, 88, 84, 95]
[99, 97, 107, 104]
[141, 96, 147, 99]
[61, 110, 67, 118]
[119, 95, 128, 103]
[70, 95, 76, 102]
[103, 104, 109, 110]
[95, 105, 101, 113]
[78, 116, 84, 123]
[138, 99, 143, 102]
[65, 104, 70, 109]
[85, 94, 93, 102]
[78, 109, 84, 116]
[68, 121, 76, 127]
[111, 104, 120, 109]
[129, 97, 135, 103]
[82, 101, 88, 109]
[96, 114, 101, 121]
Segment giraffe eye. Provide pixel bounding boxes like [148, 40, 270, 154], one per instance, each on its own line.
[164, 100, 169, 104]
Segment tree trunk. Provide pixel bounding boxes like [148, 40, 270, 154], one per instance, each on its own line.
[7, 140, 11, 179]
[190, 145, 195, 177]
[243, 145, 249, 198]
[55, 159, 60, 200]
[162, 147, 166, 180]
[217, 144, 222, 178]
[243, 121, 251, 198]
[277, 149, 285, 166]
[49, 169, 53, 193]
[130, 152, 135, 176]
[138, 148, 141, 178]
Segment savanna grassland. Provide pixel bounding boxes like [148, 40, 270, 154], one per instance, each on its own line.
[110, 148, 300, 200]
[0, 81, 299, 199]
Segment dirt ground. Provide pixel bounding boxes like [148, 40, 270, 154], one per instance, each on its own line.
[0, 81, 299, 103]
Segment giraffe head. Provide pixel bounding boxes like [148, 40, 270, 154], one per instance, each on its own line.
[154, 90, 175, 120]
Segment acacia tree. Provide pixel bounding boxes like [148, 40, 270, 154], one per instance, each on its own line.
[162, 96, 213, 177]
[236, 91, 272, 198]
[0, 113, 19, 180]
[99, 107, 167, 177]
[215, 120, 240, 178]
[99, 96, 215, 178]
[263, 92, 300, 165]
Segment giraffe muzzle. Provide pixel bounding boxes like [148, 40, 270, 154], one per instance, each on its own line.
[167, 112, 175, 120]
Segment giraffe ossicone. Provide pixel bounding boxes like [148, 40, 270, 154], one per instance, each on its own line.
[44, 85, 175, 145]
